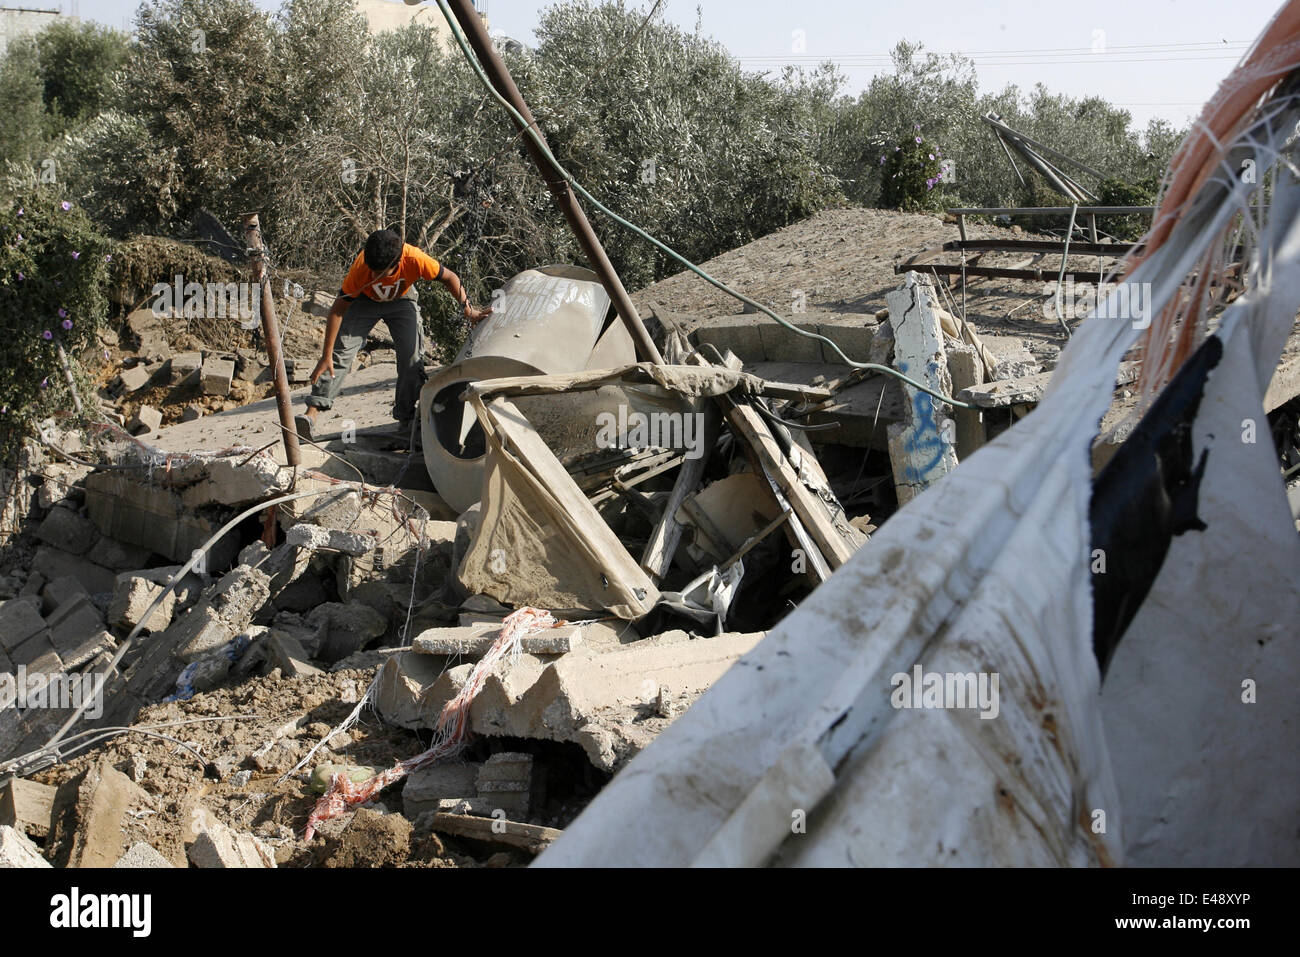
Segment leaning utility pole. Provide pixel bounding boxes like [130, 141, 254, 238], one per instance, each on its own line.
[242, 213, 301, 467]
[443, 0, 664, 365]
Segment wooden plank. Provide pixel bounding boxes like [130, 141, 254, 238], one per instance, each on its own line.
[639, 400, 720, 580]
[721, 396, 858, 569]
[427, 812, 562, 855]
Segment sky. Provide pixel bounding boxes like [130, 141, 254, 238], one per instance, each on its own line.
[72, 0, 1286, 130]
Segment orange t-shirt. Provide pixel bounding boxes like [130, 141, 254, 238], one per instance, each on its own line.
[340, 243, 442, 302]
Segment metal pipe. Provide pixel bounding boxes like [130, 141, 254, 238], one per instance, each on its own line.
[242, 213, 301, 467]
[444, 0, 664, 365]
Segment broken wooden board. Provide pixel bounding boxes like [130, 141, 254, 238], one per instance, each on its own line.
[426, 812, 562, 855]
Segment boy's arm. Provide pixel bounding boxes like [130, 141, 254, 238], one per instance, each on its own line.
[437, 265, 492, 323]
[310, 295, 351, 383]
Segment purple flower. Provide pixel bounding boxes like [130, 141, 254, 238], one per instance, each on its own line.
[40, 378, 48, 389]
[879, 155, 886, 164]
[915, 137, 922, 144]
[894, 146, 900, 151]
[16, 208, 22, 216]
[928, 154, 935, 160]
[57, 308, 67, 318]
[61, 319, 73, 330]
[914, 124, 920, 131]
[70, 251, 80, 260]
[15, 234, 23, 242]
[16, 272, 24, 281]
[105, 254, 112, 262]
[60, 201, 71, 211]
[42, 330, 52, 340]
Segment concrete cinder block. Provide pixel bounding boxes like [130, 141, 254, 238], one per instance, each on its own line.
[117, 365, 151, 393]
[187, 812, 275, 868]
[0, 778, 57, 838]
[84, 536, 154, 572]
[170, 351, 202, 386]
[31, 546, 118, 596]
[44, 594, 105, 657]
[476, 752, 533, 816]
[10, 632, 61, 674]
[83, 472, 240, 568]
[200, 355, 235, 396]
[108, 575, 176, 633]
[35, 507, 97, 556]
[403, 763, 480, 819]
[694, 318, 768, 363]
[47, 760, 147, 868]
[128, 406, 163, 436]
[41, 575, 90, 615]
[264, 630, 322, 678]
[0, 597, 47, 653]
[58, 628, 115, 672]
[0, 825, 51, 868]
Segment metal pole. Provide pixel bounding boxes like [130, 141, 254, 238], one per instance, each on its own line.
[242, 213, 301, 467]
[445, 0, 664, 365]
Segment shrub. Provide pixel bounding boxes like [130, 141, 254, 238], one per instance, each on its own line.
[880, 128, 946, 212]
[0, 187, 111, 457]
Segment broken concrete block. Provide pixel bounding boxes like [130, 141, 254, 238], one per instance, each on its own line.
[10, 632, 61, 674]
[200, 355, 235, 396]
[47, 760, 147, 868]
[84, 472, 240, 569]
[300, 489, 361, 530]
[108, 575, 176, 633]
[264, 630, 322, 678]
[174, 456, 291, 509]
[0, 597, 47, 654]
[125, 309, 171, 362]
[0, 824, 51, 867]
[59, 628, 115, 671]
[0, 778, 57, 838]
[41, 575, 90, 615]
[476, 752, 533, 817]
[113, 842, 174, 868]
[44, 594, 105, 657]
[817, 317, 877, 363]
[403, 762, 479, 819]
[412, 623, 581, 657]
[170, 351, 202, 386]
[286, 522, 374, 556]
[84, 535, 153, 572]
[180, 405, 202, 422]
[128, 405, 162, 436]
[307, 602, 388, 664]
[188, 812, 275, 868]
[175, 565, 271, 662]
[35, 507, 97, 555]
[32, 545, 118, 596]
[117, 365, 151, 393]
[758, 318, 824, 364]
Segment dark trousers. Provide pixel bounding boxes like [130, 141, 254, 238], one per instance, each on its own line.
[305, 296, 426, 421]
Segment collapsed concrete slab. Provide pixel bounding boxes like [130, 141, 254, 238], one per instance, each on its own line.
[376, 629, 764, 771]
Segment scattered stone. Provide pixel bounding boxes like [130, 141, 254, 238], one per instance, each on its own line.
[170, 351, 202, 386]
[0, 778, 57, 838]
[128, 405, 163, 436]
[403, 762, 479, 819]
[200, 355, 235, 396]
[109, 574, 176, 632]
[113, 842, 174, 868]
[307, 602, 388, 664]
[188, 810, 276, 868]
[35, 507, 97, 556]
[0, 825, 51, 868]
[47, 759, 148, 868]
[117, 365, 151, 393]
[264, 630, 322, 678]
[180, 405, 202, 423]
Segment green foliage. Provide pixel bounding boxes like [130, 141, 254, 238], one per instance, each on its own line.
[1095, 175, 1163, 240]
[0, 40, 47, 168]
[0, 187, 111, 457]
[880, 129, 945, 212]
[34, 21, 131, 131]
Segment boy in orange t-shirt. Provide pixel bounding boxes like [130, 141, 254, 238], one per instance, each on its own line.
[296, 229, 491, 440]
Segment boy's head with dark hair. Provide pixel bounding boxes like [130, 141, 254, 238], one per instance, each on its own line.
[364, 229, 404, 272]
